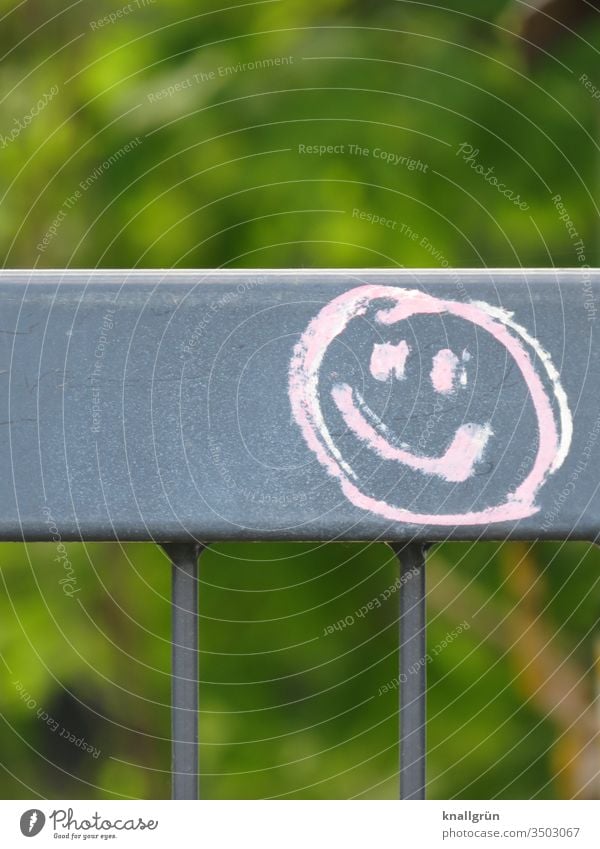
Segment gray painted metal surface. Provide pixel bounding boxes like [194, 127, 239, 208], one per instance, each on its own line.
[0, 269, 598, 542]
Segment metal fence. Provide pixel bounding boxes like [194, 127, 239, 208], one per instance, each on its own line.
[1, 269, 597, 799]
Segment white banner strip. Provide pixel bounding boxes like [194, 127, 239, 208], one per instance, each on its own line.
[0, 799, 597, 848]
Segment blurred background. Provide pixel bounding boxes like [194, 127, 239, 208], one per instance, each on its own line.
[0, 0, 599, 799]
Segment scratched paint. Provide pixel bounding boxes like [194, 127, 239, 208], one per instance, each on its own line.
[288, 285, 572, 527]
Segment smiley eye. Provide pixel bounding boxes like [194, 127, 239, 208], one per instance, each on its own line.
[430, 348, 460, 394]
[370, 340, 410, 382]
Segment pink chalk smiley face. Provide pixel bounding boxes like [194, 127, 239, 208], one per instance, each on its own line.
[289, 285, 572, 526]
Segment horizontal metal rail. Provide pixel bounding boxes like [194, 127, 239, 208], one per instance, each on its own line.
[0, 269, 596, 543]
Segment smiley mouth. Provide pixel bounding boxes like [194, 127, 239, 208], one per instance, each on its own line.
[331, 383, 493, 483]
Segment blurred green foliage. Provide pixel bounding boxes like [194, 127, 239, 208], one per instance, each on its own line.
[0, 0, 599, 799]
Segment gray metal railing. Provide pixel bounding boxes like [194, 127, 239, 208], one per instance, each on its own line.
[1, 269, 598, 799]
[164, 544, 202, 800]
[162, 541, 427, 800]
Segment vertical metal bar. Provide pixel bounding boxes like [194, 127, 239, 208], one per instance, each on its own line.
[162, 543, 203, 800]
[391, 542, 428, 800]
